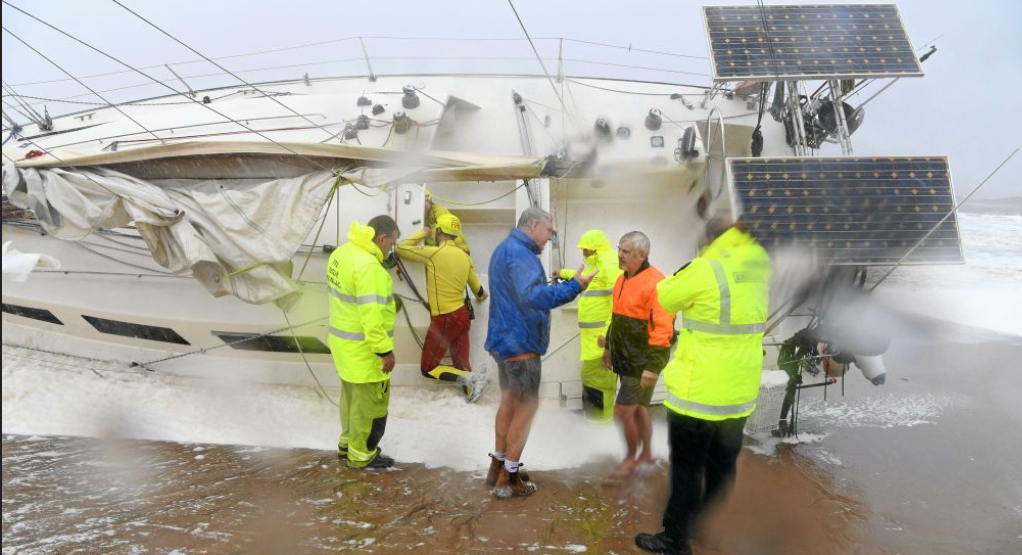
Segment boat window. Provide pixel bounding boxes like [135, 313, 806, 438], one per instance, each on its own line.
[211, 331, 331, 354]
[2, 303, 64, 325]
[82, 315, 190, 345]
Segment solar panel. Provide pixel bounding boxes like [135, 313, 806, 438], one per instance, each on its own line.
[703, 4, 924, 81]
[727, 157, 963, 265]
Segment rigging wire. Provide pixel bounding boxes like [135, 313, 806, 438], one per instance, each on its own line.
[6, 35, 709, 90]
[108, 0, 335, 141]
[2, 26, 166, 145]
[505, 0, 579, 133]
[870, 148, 1019, 291]
[1, 1, 362, 189]
[1, 79, 44, 123]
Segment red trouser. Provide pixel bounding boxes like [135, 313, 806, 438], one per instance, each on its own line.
[420, 306, 473, 377]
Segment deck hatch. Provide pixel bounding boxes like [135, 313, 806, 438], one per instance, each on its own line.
[82, 315, 190, 345]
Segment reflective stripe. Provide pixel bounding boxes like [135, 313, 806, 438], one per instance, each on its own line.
[682, 319, 765, 335]
[347, 445, 376, 462]
[578, 321, 607, 329]
[330, 327, 395, 340]
[665, 393, 756, 416]
[581, 289, 613, 297]
[708, 259, 731, 324]
[330, 289, 392, 305]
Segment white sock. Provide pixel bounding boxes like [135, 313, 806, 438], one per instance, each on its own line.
[492, 451, 506, 462]
[504, 459, 521, 473]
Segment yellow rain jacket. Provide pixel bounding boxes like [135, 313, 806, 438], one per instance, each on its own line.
[327, 221, 397, 384]
[657, 227, 771, 420]
[559, 230, 623, 361]
[396, 229, 485, 316]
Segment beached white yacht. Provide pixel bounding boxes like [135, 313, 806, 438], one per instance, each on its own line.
[2, 4, 961, 433]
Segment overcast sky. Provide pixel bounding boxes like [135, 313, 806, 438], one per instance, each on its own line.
[2, 0, 1019, 199]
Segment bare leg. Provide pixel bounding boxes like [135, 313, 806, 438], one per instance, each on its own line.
[636, 406, 654, 464]
[505, 395, 539, 462]
[494, 389, 515, 454]
[608, 404, 639, 481]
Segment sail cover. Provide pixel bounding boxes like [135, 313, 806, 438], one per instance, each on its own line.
[3, 163, 335, 308]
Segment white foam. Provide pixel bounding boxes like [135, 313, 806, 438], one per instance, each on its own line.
[797, 393, 963, 429]
[878, 212, 1022, 338]
[2, 346, 664, 472]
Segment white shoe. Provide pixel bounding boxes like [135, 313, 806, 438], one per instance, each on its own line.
[461, 373, 490, 404]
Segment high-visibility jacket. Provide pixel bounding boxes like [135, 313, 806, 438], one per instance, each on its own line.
[558, 230, 622, 361]
[607, 263, 675, 378]
[657, 227, 771, 420]
[425, 203, 470, 254]
[396, 229, 484, 316]
[327, 221, 397, 384]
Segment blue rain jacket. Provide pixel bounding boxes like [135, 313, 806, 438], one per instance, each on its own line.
[485, 229, 582, 359]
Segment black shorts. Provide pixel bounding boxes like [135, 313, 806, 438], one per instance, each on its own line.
[495, 355, 542, 400]
[616, 374, 655, 407]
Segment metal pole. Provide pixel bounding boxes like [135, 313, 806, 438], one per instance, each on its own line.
[165, 64, 196, 97]
[557, 38, 564, 83]
[829, 80, 854, 154]
[787, 81, 809, 155]
[871, 147, 1020, 291]
[359, 37, 377, 82]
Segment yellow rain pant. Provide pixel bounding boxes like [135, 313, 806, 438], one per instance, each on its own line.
[580, 358, 617, 423]
[338, 379, 391, 467]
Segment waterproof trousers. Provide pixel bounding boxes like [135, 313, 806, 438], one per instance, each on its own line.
[420, 306, 473, 381]
[580, 357, 617, 423]
[662, 412, 746, 542]
[338, 379, 390, 468]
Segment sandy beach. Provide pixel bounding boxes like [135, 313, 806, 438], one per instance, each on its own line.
[4, 315, 1020, 555]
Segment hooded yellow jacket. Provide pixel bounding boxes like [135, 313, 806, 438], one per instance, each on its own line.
[327, 221, 396, 383]
[558, 230, 623, 360]
[657, 227, 771, 420]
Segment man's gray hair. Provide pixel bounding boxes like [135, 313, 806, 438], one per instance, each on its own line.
[517, 206, 553, 229]
[619, 231, 651, 256]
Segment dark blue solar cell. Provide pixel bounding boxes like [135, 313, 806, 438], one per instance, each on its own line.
[703, 4, 924, 81]
[728, 157, 963, 265]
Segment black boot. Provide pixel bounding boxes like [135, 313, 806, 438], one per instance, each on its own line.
[635, 532, 692, 555]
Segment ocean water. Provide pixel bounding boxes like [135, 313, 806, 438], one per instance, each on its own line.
[876, 210, 1022, 337]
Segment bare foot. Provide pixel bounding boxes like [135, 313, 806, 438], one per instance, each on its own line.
[601, 459, 636, 486]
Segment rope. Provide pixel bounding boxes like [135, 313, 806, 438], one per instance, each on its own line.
[282, 309, 338, 406]
[425, 182, 528, 207]
[136, 316, 329, 368]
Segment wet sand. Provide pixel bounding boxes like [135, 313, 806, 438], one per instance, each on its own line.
[3, 317, 1021, 555]
[2, 434, 861, 555]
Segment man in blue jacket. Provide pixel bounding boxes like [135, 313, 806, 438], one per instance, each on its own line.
[484, 206, 597, 498]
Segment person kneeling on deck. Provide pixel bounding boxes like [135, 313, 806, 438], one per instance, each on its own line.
[328, 216, 400, 470]
[553, 230, 622, 423]
[634, 218, 771, 555]
[395, 213, 489, 402]
[603, 231, 676, 485]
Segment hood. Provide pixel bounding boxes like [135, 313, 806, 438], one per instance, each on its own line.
[576, 229, 612, 253]
[347, 220, 385, 262]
